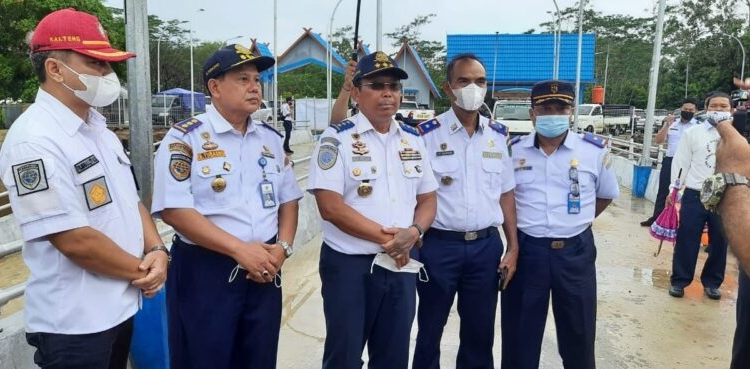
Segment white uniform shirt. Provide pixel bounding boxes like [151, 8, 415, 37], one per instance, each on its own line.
[0, 89, 142, 334]
[665, 118, 699, 157]
[421, 109, 515, 231]
[671, 123, 719, 191]
[307, 113, 439, 255]
[512, 131, 620, 238]
[280, 102, 292, 121]
[152, 105, 303, 244]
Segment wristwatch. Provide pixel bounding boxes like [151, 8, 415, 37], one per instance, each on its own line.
[410, 224, 425, 239]
[700, 172, 750, 210]
[278, 240, 294, 258]
[145, 245, 171, 262]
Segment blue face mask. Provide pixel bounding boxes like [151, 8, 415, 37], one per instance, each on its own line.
[535, 115, 570, 137]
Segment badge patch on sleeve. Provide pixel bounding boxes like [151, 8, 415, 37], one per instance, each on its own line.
[12, 159, 49, 196]
[74, 155, 99, 174]
[83, 176, 112, 210]
[317, 145, 338, 170]
[169, 154, 192, 181]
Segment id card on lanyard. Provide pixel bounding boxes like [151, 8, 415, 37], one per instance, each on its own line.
[258, 157, 277, 208]
[568, 163, 580, 214]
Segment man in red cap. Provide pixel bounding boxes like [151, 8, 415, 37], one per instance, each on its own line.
[0, 8, 167, 369]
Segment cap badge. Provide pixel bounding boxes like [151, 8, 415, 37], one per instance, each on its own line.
[234, 44, 254, 61]
[551, 84, 559, 93]
[374, 51, 392, 69]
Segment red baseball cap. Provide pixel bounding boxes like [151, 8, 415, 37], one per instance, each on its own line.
[30, 8, 135, 62]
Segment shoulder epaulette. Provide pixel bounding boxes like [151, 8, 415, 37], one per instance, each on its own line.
[172, 117, 203, 134]
[488, 121, 509, 136]
[400, 122, 420, 136]
[510, 135, 523, 146]
[331, 120, 355, 133]
[583, 132, 606, 148]
[416, 118, 440, 135]
[260, 122, 283, 138]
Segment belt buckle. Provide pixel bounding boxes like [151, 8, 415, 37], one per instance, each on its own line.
[551, 240, 565, 249]
[464, 231, 478, 241]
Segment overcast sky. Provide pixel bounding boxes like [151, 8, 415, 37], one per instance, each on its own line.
[106, 0, 662, 53]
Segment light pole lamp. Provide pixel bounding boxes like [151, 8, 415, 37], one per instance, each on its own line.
[724, 33, 746, 81]
[221, 35, 242, 48]
[327, 0, 345, 120]
[189, 8, 205, 117]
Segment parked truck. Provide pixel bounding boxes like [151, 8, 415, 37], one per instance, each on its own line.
[493, 100, 534, 136]
[152, 88, 207, 125]
[575, 103, 633, 136]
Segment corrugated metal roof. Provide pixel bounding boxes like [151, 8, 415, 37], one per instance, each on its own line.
[256, 42, 273, 57]
[447, 33, 596, 84]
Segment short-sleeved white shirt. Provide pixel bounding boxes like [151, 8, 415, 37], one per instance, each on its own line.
[420, 109, 515, 231]
[152, 105, 303, 244]
[512, 131, 620, 238]
[307, 114, 439, 255]
[0, 89, 143, 334]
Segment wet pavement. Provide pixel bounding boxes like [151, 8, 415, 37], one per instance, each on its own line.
[277, 183, 739, 369]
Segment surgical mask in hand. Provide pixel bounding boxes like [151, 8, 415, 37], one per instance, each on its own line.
[534, 114, 570, 138]
[60, 62, 122, 107]
[228, 265, 282, 287]
[705, 111, 733, 127]
[451, 83, 487, 111]
[370, 253, 429, 282]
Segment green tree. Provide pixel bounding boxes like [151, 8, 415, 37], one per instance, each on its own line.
[0, 0, 123, 101]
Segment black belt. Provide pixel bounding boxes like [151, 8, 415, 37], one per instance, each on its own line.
[519, 227, 589, 249]
[427, 227, 497, 242]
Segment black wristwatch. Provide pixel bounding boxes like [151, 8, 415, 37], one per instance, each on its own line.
[700, 172, 750, 211]
[410, 224, 425, 239]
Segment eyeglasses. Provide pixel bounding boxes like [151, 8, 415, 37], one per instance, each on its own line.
[358, 82, 403, 92]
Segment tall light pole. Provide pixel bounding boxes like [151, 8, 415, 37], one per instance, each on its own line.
[573, 0, 584, 125]
[327, 0, 345, 119]
[189, 8, 205, 117]
[492, 31, 499, 100]
[376, 0, 382, 50]
[595, 47, 609, 104]
[640, 0, 668, 166]
[724, 33, 746, 81]
[157, 36, 162, 93]
[552, 0, 561, 79]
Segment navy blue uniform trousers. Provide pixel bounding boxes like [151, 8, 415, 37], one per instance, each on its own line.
[413, 227, 503, 369]
[319, 243, 417, 369]
[670, 189, 727, 289]
[501, 228, 597, 369]
[732, 267, 750, 369]
[650, 156, 672, 220]
[167, 237, 281, 369]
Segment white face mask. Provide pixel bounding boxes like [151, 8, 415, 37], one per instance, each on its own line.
[370, 253, 429, 282]
[59, 62, 121, 107]
[451, 83, 487, 111]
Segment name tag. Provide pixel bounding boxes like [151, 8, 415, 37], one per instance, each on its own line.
[197, 150, 226, 161]
[352, 156, 372, 162]
[436, 150, 455, 157]
[482, 151, 502, 159]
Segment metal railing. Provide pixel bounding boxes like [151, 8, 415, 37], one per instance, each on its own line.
[0, 191, 9, 213]
[0, 155, 313, 310]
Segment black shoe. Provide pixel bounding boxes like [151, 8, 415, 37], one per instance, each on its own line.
[669, 285, 684, 298]
[285, 150, 294, 154]
[704, 287, 721, 300]
[640, 218, 654, 227]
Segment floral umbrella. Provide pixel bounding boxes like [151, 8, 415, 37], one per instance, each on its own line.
[649, 169, 681, 257]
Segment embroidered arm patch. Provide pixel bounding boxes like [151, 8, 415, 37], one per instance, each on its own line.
[12, 159, 49, 196]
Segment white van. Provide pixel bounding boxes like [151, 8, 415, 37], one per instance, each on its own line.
[576, 104, 605, 133]
[493, 100, 534, 136]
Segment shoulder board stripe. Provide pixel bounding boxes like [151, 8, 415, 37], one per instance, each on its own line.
[416, 118, 440, 135]
[489, 121, 509, 136]
[583, 132, 606, 148]
[510, 136, 523, 146]
[260, 122, 283, 138]
[173, 117, 203, 134]
[331, 120, 355, 133]
[400, 122, 420, 136]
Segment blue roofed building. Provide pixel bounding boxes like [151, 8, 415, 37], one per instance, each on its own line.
[393, 41, 441, 109]
[447, 33, 596, 103]
[277, 28, 347, 77]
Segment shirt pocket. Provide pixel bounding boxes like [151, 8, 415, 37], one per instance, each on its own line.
[73, 162, 117, 221]
[431, 156, 460, 191]
[194, 160, 236, 207]
[348, 162, 381, 204]
[481, 154, 504, 190]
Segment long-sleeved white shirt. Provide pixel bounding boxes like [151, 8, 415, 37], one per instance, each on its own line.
[671, 123, 720, 190]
